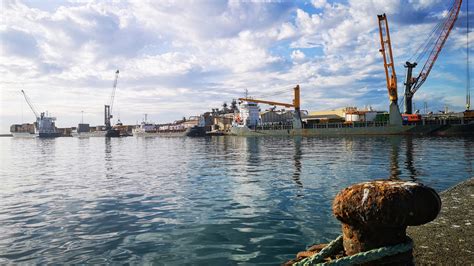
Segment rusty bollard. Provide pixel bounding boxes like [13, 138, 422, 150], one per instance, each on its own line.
[332, 181, 441, 265]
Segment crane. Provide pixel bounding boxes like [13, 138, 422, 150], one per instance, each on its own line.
[21, 89, 60, 137]
[21, 89, 40, 119]
[238, 85, 303, 129]
[378, 13, 402, 125]
[403, 0, 462, 114]
[104, 70, 119, 130]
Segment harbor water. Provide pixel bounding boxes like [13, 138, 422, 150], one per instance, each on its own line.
[0, 136, 472, 264]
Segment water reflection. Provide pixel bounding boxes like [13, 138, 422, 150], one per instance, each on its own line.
[464, 137, 473, 177]
[292, 137, 303, 189]
[388, 136, 418, 180]
[0, 136, 472, 264]
[105, 138, 113, 174]
[404, 137, 418, 180]
[389, 137, 402, 180]
[246, 137, 260, 167]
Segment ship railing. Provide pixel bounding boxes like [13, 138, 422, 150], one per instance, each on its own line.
[257, 124, 294, 131]
[306, 121, 389, 129]
[256, 121, 392, 131]
[420, 118, 466, 126]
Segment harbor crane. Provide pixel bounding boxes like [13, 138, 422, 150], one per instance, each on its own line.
[378, 13, 402, 125]
[104, 70, 120, 137]
[378, 0, 462, 125]
[238, 85, 303, 129]
[403, 0, 462, 114]
[21, 89, 60, 137]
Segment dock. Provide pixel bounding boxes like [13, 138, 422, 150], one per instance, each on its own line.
[407, 177, 474, 264]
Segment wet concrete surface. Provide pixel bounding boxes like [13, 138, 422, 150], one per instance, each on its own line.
[407, 177, 474, 265]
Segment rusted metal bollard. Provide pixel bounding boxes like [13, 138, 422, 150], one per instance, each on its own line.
[333, 181, 441, 265]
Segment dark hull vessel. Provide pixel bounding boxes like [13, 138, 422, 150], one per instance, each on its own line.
[37, 132, 62, 138]
[105, 129, 121, 138]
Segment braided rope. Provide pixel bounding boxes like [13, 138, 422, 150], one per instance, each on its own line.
[293, 235, 413, 266]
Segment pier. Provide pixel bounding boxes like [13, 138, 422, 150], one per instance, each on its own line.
[286, 178, 474, 265]
[407, 177, 474, 264]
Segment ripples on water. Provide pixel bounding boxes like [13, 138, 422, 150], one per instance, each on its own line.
[0, 136, 472, 264]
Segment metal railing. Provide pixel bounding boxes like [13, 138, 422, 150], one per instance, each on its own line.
[253, 117, 470, 131]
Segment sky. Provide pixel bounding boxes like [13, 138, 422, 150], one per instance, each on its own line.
[0, 0, 472, 133]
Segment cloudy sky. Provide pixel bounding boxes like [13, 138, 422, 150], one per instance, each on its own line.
[0, 0, 471, 132]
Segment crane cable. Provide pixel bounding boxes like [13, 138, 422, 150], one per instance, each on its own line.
[408, 0, 456, 65]
[467, 0, 471, 110]
[415, 2, 456, 65]
[408, 12, 446, 63]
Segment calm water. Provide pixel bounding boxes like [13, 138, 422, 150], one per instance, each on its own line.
[0, 136, 473, 264]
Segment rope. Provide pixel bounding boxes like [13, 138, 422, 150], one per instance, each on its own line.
[294, 235, 343, 266]
[293, 235, 413, 266]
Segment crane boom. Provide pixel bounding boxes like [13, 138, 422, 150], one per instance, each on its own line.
[239, 85, 303, 129]
[21, 90, 40, 118]
[104, 70, 119, 130]
[404, 0, 462, 113]
[237, 98, 294, 108]
[109, 70, 119, 114]
[239, 85, 300, 109]
[378, 13, 398, 103]
[377, 14, 402, 125]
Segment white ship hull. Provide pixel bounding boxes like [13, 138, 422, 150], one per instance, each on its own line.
[12, 132, 36, 138]
[71, 131, 107, 138]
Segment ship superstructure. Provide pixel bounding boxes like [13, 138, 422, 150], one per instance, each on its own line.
[234, 101, 260, 128]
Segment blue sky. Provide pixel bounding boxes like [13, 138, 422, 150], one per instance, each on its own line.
[0, 0, 472, 132]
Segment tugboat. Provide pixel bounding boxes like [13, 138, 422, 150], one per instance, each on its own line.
[133, 114, 159, 137]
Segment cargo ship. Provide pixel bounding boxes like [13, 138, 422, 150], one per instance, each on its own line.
[155, 126, 206, 137]
[153, 116, 206, 137]
[132, 121, 158, 137]
[229, 99, 474, 137]
[18, 90, 62, 138]
[10, 113, 62, 138]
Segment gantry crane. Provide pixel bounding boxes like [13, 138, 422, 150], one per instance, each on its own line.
[403, 0, 462, 114]
[238, 85, 303, 129]
[104, 70, 120, 137]
[378, 13, 402, 125]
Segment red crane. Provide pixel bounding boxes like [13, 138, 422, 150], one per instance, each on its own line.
[403, 0, 462, 114]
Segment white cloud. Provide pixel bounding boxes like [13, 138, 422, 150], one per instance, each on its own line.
[311, 0, 327, 9]
[0, 0, 467, 133]
[291, 49, 306, 62]
[409, 0, 442, 10]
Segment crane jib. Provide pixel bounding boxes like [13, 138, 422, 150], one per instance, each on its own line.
[411, 0, 462, 95]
